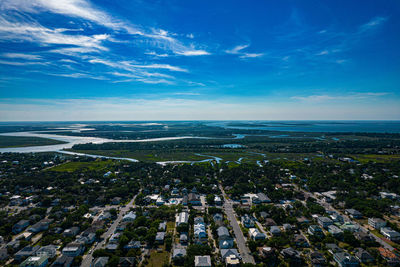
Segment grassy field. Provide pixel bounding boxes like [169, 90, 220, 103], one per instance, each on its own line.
[146, 249, 169, 267]
[48, 160, 115, 172]
[351, 154, 400, 163]
[0, 136, 66, 148]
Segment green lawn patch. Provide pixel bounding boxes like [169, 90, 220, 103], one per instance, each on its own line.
[48, 160, 115, 172]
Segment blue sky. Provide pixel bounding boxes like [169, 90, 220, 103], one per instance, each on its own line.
[0, 0, 399, 120]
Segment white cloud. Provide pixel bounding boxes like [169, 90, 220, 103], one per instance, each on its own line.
[291, 92, 388, 102]
[0, 59, 47, 66]
[2, 53, 42, 60]
[0, 15, 109, 51]
[226, 44, 263, 59]
[239, 53, 264, 59]
[225, 44, 249, 54]
[175, 50, 210, 56]
[359, 16, 388, 32]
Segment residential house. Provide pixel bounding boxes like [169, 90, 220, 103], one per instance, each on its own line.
[194, 220, 207, 242]
[217, 226, 230, 240]
[257, 192, 271, 203]
[194, 255, 212, 267]
[326, 243, 344, 255]
[280, 247, 302, 264]
[176, 211, 189, 226]
[368, 218, 386, 230]
[308, 225, 323, 236]
[155, 232, 165, 244]
[328, 225, 343, 238]
[189, 193, 201, 206]
[213, 213, 223, 222]
[158, 221, 167, 231]
[333, 252, 359, 267]
[12, 219, 30, 234]
[249, 228, 266, 240]
[92, 257, 109, 267]
[354, 248, 374, 264]
[226, 254, 240, 266]
[265, 218, 277, 226]
[293, 234, 309, 247]
[378, 247, 400, 266]
[36, 245, 57, 258]
[214, 195, 222, 206]
[124, 240, 141, 250]
[63, 226, 80, 237]
[241, 214, 255, 228]
[173, 248, 186, 261]
[105, 243, 118, 252]
[283, 224, 292, 232]
[220, 249, 240, 262]
[28, 219, 51, 233]
[318, 217, 333, 229]
[62, 242, 84, 257]
[310, 251, 326, 267]
[20, 255, 48, 267]
[345, 209, 363, 219]
[354, 231, 374, 242]
[330, 213, 344, 223]
[258, 247, 275, 259]
[381, 227, 400, 241]
[270, 226, 281, 236]
[296, 216, 310, 224]
[119, 257, 135, 267]
[122, 211, 136, 222]
[14, 246, 40, 262]
[156, 197, 165, 206]
[219, 238, 234, 249]
[340, 222, 359, 232]
[180, 233, 188, 244]
[50, 255, 74, 267]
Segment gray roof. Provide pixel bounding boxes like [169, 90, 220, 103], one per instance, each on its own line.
[173, 248, 187, 258]
[93, 257, 109, 267]
[220, 248, 239, 259]
[217, 226, 230, 238]
[195, 255, 211, 266]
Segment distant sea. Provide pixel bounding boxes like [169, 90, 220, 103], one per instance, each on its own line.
[206, 121, 400, 133]
[0, 120, 400, 133]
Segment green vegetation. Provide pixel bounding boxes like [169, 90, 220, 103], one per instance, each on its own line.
[0, 136, 66, 148]
[49, 159, 117, 172]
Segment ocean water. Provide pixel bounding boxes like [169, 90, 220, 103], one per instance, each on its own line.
[207, 121, 400, 133]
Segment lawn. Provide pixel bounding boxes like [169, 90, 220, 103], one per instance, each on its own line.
[48, 160, 115, 172]
[145, 249, 169, 267]
[0, 136, 66, 148]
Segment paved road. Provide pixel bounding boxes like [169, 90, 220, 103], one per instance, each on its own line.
[81, 193, 139, 267]
[298, 186, 395, 251]
[219, 184, 255, 264]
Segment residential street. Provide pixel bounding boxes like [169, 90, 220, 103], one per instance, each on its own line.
[80, 192, 139, 267]
[219, 184, 255, 264]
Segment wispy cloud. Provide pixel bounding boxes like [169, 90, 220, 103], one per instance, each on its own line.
[359, 16, 388, 33]
[0, 59, 48, 66]
[225, 44, 249, 54]
[291, 92, 388, 102]
[2, 53, 42, 60]
[175, 50, 210, 56]
[225, 44, 264, 59]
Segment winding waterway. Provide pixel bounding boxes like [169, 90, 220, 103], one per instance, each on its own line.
[0, 131, 227, 164]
